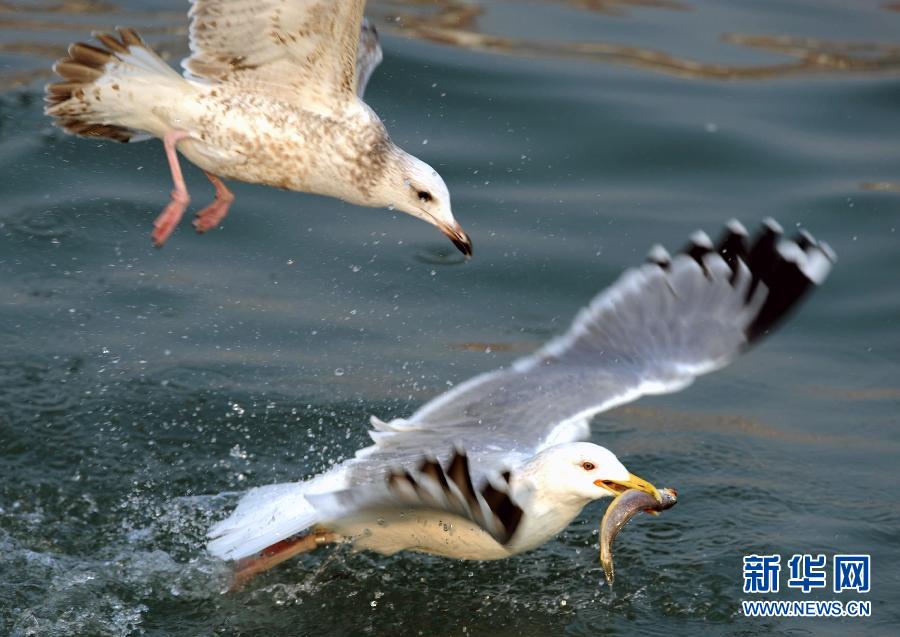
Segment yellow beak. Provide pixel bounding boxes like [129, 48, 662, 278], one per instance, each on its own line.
[594, 473, 662, 503]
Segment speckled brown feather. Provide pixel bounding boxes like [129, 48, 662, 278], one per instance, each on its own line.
[45, 28, 152, 143]
[182, 0, 365, 108]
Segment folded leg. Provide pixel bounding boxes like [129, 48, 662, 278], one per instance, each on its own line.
[229, 529, 340, 591]
[193, 172, 235, 234]
[152, 130, 193, 248]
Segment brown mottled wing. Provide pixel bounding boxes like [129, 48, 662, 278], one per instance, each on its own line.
[182, 0, 365, 108]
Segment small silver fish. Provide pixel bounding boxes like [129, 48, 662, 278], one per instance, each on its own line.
[600, 486, 678, 585]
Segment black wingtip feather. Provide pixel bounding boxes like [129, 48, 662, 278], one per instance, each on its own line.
[480, 480, 524, 543]
[744, 219, 782, 302]
[446, 450, 480, 512]
[670, 219, 834, 345]
[418, 457, 450, 492]
[683, 230, 715, 275]
[390, 451, 524, 545]
[715, 223, 750, 284]
[744, 224, 834, 342]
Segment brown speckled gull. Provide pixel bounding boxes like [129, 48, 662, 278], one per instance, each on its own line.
[43, 0, 472, 255]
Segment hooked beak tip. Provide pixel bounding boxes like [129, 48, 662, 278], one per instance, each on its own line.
[442, 224, 473, 258]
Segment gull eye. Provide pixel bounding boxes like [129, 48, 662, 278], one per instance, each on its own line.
[417, 190, 433, 203]
[581, 461, 596, 471]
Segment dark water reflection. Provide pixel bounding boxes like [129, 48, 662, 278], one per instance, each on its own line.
[1, 0, 899, 635]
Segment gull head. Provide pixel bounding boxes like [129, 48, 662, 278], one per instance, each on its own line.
[529, 442, 661, 504]
[379, 150, 472, 257]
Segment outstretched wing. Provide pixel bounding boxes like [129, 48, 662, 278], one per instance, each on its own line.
[182, 0, 365, 109]
[344, 219, 835, 484]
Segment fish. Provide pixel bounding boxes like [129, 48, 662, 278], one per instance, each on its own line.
[600, 486, 678, 585]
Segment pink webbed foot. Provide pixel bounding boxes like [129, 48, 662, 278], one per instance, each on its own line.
[152, 189, 189, 248]
[193, 199, 232, 233]
[193, 172, 235, 234]
[151, 129, 193, 248]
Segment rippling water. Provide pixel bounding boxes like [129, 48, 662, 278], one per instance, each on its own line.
[1, 1, 899, 635]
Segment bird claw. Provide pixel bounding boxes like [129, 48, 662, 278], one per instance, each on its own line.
[192, 198, 233, 234]
[151, 191, 189, 247]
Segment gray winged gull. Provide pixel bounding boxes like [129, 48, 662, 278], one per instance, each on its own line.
[205, 219, 835, 587]
[44, 1, 472, 254]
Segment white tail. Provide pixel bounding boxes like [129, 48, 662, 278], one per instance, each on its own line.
[207, 482, 320, 561]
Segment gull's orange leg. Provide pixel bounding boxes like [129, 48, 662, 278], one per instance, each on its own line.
[151, 130, 193, 247]
[229, 530, 340, 591]
[193, 171, 235, 234]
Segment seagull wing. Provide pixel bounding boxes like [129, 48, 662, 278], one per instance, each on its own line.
[182, 0, 366, 108]
[355, 18, 382, 97]
[345, 220, 835, 484]
[306, 449, 525, 545]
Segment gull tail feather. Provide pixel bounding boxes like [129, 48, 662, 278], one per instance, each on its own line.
[44, 27, 189, 143]
[207, 482, 321, 562]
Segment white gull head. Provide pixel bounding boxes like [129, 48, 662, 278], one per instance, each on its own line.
[520, 442, 633, 502]
[506, 442, 660, 554]
[375, 149, 472, 256]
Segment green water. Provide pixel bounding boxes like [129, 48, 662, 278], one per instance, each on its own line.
[1, 1, 899, 635]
